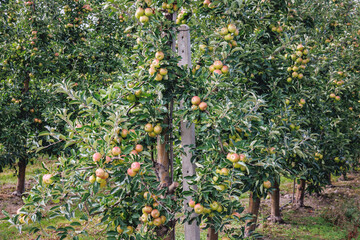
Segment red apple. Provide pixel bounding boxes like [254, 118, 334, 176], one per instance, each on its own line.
[191, 96, 201, 105]
[96, 168, 106, 179]
[112, 146, 121, 156]
[127, 168, 137, 177]
[151, 209, 160, 218]
[189, 199, 195, 208]
[194, 203, 204, 214]
[213, 60, 223, 69]
[199, 102, 207, 111]
[135, 144, 143, 153]
[93, 152, 102, 162]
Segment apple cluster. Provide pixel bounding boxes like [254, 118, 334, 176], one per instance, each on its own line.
[127, 162, 141, 177]
[34, 118, 42, 123]
[135, 7, 153, 24]
[329, 93, 341, 101]
[314, 152, 324, 161]
[140, 203, 167, 227]
[116, 225, 134, 235]
[286, 44, 310, 83]
[161, 2, 178, 13]
[219, 24, 239, 48]
[144, 123, 162, 137]
[190, 96, 207, 111]
[176, 10, 189, 25]
[270, 24, 284, 33]
[209, 60, 229, 76]
[149, 51, 167, 81]
[89, 168, 109, 188]
[188, 199, 224, 217]
[226, 152, 247, 169]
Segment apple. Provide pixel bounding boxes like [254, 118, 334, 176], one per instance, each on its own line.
[148, 132, 157, 137]
[220, 27, 228, 36]
[151, 209, 160, 218]
[213, 60, 223, 69]
[89, 175, 96, 183]
[292, 72, 298, 78]
[297, 44, 304, 51]
[135, 89, 142, 97]
[154, 73, 163, 81]
[135, 7, 144, 19]
[149, 67, 156, 75]
[153, 125, 162, 135]
[222, 237, 231, 240]
[213, 69, 222, 75]
[142, 205, 153, 214]
[216, 205, 223, 212]
[95, 169, 106, 179]
[203, 0, 210, 6]
[189, 199, 195, 208]
[221, 65, 229, 74]
[116, 226, 123, 234]
[159, 68, 168, 76]
[229, 153, 240, 163]
[96, 177, 105, 183]
[126, 226, 134, 235]
[144, 8, 153, 16]
[224, 34, 234, 41]
[127, 168, 137, 177]
[300, 98, 306, 105]
[239, 154, 246, 162]
[298, 73, 303, 79]
[335, 96, 341, 101]
[194, 203, 204, 214]
[42, 174, 53, 185]
[228, 24, 236, 33]
[153, 217, 162, 226]
[191, 105, 198, 111]
[220, 168, 229, 175]
[152, 59, 160, 68]
[210, 201, 219, 210]
[155, 51, 164, 60]
[139, 15, 149, 23]
[191, 96, 201, 105]
[135, 144, 143, 153]
[161, 215, 166, 224]
[131, 162, 141, 172]
[92, 152, 102, 162]
[209, 65, 215, 72]
[140, 213, 148, 222]
[105, 156, 112, 163]
[263, 181, 271, 189]
[112, 147, 121, 156]
[199, 102, 207, 111]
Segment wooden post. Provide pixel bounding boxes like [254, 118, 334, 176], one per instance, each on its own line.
[178, 24, 201, 240]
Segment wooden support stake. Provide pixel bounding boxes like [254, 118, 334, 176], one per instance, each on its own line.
[178, 24, 200, 240]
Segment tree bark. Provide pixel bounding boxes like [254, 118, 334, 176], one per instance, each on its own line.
[269, 180, 283, 223]
[244, 192, 261, 237]
[15, 159, 26, 196]
[207, 227, 218, 240]
[295, 179, 306, 208]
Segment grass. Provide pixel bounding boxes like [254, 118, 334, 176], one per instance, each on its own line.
[259, 214, 348, 240]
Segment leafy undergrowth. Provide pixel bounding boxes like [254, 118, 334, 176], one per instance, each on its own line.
[1, 159, 360, 240]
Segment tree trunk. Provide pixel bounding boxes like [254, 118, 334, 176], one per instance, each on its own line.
[295, 179, 306, 208]
[244, 192, 261, 237]
[207, 227, 218, 240]
[15, 159, 26, 196]
[269, 180, 283, 223]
